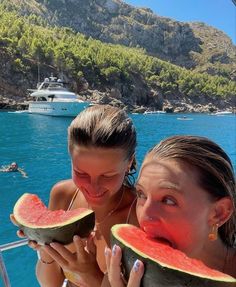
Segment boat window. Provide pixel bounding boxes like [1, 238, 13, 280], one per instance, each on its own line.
[38, 97, 47, 101]
[55, 94, 77, 99]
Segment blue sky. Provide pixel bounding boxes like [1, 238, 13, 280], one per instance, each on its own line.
[124, 0, 236, 44]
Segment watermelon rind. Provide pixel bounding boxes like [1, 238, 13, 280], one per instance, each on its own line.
[111, 224, 236, 287]
[13, 193, 95, 245]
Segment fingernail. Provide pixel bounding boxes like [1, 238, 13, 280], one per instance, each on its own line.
[133, 259, 140, 272]
[112, 244, 117, 256]
[104, 246, 109, 256]
[73, 235, 79, 241]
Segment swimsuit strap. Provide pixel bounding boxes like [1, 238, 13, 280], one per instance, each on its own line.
[126, 196, 137, 223]
[67, 188, 80, 211]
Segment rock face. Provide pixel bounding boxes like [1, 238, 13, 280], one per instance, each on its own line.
[7, 0, 234, 74]
[0, 0, 235, 113]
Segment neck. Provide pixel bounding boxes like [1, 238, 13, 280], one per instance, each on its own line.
[222, 246, 236, 277]
[200, 240, 235, 276]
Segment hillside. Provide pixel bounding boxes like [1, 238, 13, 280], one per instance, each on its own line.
[0, 1, 235, 113]
[1, 0, 236, 79]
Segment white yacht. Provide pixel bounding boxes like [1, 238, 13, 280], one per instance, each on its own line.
[28, 76, 89, 117]
[144, 110, 166, 114]
[213, 111, 233, 116]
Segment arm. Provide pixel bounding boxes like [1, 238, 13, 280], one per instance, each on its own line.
[36, 248, 65, 287]
[104, 245, 144, 287]
[10, 212, 65, 287]
[0, 166, 9, 172]
[18, 168, 28, 178]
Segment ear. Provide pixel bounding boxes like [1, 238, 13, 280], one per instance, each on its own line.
[127, 154, 135, 172]
[209, 197, 233, 226]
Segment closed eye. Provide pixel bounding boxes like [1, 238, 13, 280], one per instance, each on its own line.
[73, 170, 89, 177]
[102, 174, 117, 179]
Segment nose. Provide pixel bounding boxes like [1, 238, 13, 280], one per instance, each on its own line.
[138, 200, 158, 224]
[90, 177, 100, 188]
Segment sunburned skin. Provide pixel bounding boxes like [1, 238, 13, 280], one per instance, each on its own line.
[135, 159, 217, 258]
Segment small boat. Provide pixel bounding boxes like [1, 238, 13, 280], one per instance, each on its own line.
[28, 75, 89, 117]
[144, 110, 166, 115]
[177, 116, 193, 121]
[212, 111, 232, 116]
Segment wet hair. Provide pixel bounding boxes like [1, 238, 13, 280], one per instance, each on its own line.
[68, 104, 137, 185]
[146, 135, 236, 247]
[10, 162, 18, 169]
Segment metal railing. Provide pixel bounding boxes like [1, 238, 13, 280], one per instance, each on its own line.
[0, 239, 28, 287]
[0, 239, 68, 287]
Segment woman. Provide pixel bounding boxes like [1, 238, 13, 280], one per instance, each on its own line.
[105, 135, 236, 286]
[12, 104, 138, 287]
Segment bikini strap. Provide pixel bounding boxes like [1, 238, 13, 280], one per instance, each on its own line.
[67, 188, 80, 211]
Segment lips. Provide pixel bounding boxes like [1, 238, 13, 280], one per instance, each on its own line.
[141, 221, 173, 247]
[86, 191, 106, 198]
[81, 187, 107, 199]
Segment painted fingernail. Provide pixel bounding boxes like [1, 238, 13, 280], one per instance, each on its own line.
[112, 244, 117, 256]
[133, 259, 140, 272]
[73, 235, 79, 241]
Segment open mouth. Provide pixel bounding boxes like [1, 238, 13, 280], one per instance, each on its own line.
[142, 225, 173, 247]
[150, 236, 173, 247]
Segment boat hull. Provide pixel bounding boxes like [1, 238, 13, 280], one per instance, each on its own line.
[28, 101, 89, 117]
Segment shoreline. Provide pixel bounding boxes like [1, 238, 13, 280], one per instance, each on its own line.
[0, 94, 235, 114]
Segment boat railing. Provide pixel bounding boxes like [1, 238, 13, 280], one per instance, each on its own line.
[0, 239, 68, 287]
[0, 239, 28, 287]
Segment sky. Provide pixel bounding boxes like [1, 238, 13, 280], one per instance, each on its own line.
[124, 0, 236, 44]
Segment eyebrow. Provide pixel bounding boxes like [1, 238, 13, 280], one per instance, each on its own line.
[136, 182, 182, 193]
[73, 167, 118, 175]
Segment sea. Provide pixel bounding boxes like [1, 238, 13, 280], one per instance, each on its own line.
[0, 111, 235, 287]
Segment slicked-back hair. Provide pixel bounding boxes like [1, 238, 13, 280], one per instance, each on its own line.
[68, 104, 137, 184]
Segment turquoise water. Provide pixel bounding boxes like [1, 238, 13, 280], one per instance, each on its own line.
[0, 111, 235, 287]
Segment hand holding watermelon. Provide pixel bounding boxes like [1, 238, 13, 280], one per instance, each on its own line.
[42, 233, 104, 285]
[105, 244, 144, 287]
[12, 193, 95, 245]
[10, 214, 27, 239]
[10, 212, 56, 269]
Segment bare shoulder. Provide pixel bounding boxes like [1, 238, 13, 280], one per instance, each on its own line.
[49, 179, 77, 210]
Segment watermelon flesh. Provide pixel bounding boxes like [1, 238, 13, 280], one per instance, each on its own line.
[111, 224, 236, 287]
[13, 193, 95, 245]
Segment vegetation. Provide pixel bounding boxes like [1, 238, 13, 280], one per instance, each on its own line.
[0, 5, 236, 103]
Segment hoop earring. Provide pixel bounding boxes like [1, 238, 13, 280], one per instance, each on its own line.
[208, 223, 219, 241]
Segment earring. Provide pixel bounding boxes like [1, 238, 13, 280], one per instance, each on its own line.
[208, 223, 219, 241]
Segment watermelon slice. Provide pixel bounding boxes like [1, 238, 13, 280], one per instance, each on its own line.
[13, 193, 95, 245]
[111, 224, 236, 287]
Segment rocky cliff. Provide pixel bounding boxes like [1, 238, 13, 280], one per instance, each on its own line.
[0, 0, 235, 113]
[2, 0, 235, 77]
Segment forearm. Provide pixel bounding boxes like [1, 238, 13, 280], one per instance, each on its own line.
[36, 250, 65, 287]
